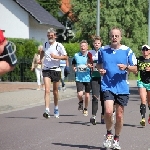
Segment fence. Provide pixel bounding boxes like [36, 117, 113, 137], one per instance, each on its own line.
[0, 58, 75, 82]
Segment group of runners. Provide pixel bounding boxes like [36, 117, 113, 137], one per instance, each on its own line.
[0, 27, 150, 150]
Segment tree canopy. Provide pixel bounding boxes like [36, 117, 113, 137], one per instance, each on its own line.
[36, 0, 60, 18]
[36, 0, 149, 56]
[71, 0, 148, 55]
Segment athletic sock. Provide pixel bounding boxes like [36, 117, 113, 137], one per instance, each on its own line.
[114, 135, 119, 141]
[46, 108, 49, 112]
[107, 130, 112, 135]
[54, 105, 58, 110]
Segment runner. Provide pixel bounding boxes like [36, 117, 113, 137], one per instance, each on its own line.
[0, 30, 17, 75]
[137, 45, 150, 127]
[40, 28, 68, 118]
[72, 40, 91, 116]
[97, 27, 137, 149]
[87, 36, 104, 125]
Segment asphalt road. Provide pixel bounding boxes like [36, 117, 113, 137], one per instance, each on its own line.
[0, 87, 150, 150]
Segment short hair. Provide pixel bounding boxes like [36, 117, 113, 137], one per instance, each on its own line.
[92, 36, 102, 43]
[109, 27, 123, 37]
[38, 45, 43, 50]
[47, 28, 56, 34]
[80, 40, 88, 45]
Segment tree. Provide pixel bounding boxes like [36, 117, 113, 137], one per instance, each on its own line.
[36, 0, 60, 18]
[71, 0, 148, 56]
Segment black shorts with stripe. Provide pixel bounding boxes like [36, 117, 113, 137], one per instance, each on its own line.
[42, 70, 61, 82]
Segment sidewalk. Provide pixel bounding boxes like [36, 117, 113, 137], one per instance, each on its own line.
[0, 80, 137, 114]
[0, 82, 77, 114]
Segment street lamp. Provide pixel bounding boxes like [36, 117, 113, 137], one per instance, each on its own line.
[96, 0, 100, 36]
[148, 0, 150, 45]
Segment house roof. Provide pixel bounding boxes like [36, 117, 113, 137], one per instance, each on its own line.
[14, 0, 65, 29]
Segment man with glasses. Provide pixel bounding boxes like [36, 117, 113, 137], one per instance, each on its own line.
[40, 28, 68, 118]
[0, 30, 17, 75]
[137, 45, 150, 127]
[97, 27, 137, 149]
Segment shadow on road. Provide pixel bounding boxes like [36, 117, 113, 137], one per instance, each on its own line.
[123, 123, 137, 127]
[52, 142, 102, 149]
[59, 121, 90, 126]
[5, 116, 37, 119]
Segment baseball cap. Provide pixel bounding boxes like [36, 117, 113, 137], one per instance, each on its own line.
[142, 44, 150, 50]
[0, 30, 5, 44]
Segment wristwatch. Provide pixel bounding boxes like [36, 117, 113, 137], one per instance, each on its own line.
[125, 66, 128, 71]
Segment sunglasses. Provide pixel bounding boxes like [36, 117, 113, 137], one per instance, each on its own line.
[142, 48, 149, 51]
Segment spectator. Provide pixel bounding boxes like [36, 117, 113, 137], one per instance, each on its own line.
[31, 45, 44, 90]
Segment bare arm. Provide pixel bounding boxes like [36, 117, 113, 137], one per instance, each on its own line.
[40, 51, 44, 62]
[66, 56, 69, 67]
[127, 65, 137, 73]
[50, 54, 68, 60]
[96, 63, 103, 70]
[117, 64, 137, 73]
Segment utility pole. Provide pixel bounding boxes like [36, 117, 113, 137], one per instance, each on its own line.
[148, 0, 150, 45]
[96, 0, 100, 36]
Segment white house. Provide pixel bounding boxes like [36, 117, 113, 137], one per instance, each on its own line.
[0, 0, 64, 43]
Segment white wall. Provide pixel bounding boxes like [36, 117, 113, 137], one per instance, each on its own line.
[0, 0, 29, 38]
[29, 16, 51, 43]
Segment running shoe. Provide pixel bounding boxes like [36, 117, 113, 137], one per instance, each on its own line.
[101, 114, 105, 124]
[113, 139, 121, 150]
[83, 109, 88, 116]
[54, 109, 59, 118]
[43, 110, 50, 119]
[140, 118, 146, 127]
[103, 134, 113, 148]
[62, 87, 66, 92]
[78, 102, 83, 111]
[112, 111, 115, 121]
[90, 115, 96, 125]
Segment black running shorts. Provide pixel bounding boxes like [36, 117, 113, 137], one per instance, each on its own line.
[42, 70, 61, 82]
[76, 81, 91, 93]
[103, 90, 129, 106]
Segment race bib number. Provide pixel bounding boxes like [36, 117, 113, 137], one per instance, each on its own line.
[93, 63, 98, 71]
[77, 65, 88, 72]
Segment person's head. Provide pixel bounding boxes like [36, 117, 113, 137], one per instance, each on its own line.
[92, 36, 102, 50]
[38, 45, 43, 53]
[109, 27, 122, 48]
[141, 45, 150, 58]
[80, 40, 88, 54]
[0, 30, 7, 54]
[47, 28, 57, 44]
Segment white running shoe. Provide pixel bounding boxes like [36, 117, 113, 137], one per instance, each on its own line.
[103, 134, 113, 148]
[113, 140, 121, 149]
[112, 111, 115, 121]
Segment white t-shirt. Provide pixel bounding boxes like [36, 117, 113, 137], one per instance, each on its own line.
[43, 41, 67, 70]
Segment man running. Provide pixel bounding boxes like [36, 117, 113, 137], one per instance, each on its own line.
[72, 40, 91, 116]
[97, 27, 137, 149]
[137, 45, 150, 127]
[87, 36, 105, 125]
[0, 30, 17, 75]
[40, 28, 68, 118]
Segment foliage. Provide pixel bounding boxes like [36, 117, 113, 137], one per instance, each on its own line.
[36, 0, 60, 18]
[71, 0, 148, 57]
[1, 39, 41, 82]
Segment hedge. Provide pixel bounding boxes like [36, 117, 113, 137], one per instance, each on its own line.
[0, 38, 137, 81]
